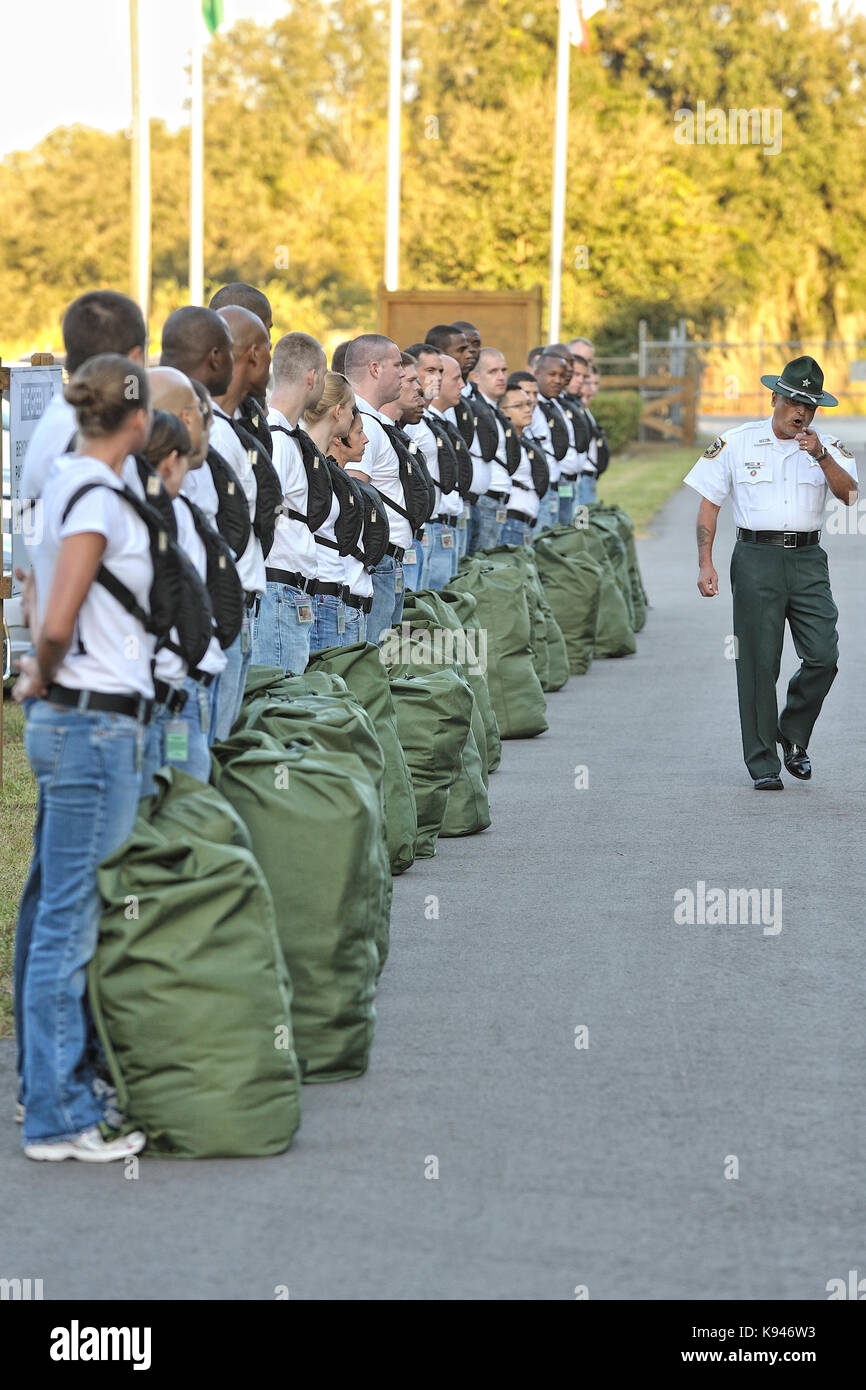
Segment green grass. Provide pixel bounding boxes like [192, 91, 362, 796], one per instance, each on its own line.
[594, 437, 710, 535]
[0, 701, 36, 1039]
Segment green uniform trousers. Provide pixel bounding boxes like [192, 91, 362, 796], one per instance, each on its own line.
[730, 539, 839, 778]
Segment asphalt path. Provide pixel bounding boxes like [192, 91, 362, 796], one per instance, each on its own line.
[2, 480, 864, 1301]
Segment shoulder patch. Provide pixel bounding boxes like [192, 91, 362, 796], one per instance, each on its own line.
[702, 436, 727, 459]
[832, 439, 854, 460]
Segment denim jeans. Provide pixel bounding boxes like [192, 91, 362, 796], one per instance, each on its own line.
[558, 481, 577, 526]
[476, 494, 507, 552]
[213, 608, 252, 742]
[466, 504, 482, 556]
[368, 554, 405, 645]
[535, 491, 560, 536]
[309, 592, 346, 653]
[252, 580, 313, 675]
[500, 516, 535, 549]
[402, 534, 428, 594]
[140, 676, 213, 795]
[342, 605, 367, 646]
[15, 700, 143, 1145]
[578, 472, 598, 506]
[425, 522, 459, 590]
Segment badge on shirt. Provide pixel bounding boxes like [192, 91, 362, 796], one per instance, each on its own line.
[703, 436, 727, 459]
[744, 461, 764, 477]
[833, 439, 854, 459]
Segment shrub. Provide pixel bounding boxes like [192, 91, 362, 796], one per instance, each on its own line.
[592, 391, 642, 453]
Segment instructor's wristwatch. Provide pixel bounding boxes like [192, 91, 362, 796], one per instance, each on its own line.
[815, 446, 828, 465]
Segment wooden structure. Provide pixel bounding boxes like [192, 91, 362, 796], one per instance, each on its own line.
[602, 372, 698, 445]
[378, 285, 544, 372]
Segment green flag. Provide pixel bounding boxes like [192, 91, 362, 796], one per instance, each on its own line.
[202, 0, 223, 36]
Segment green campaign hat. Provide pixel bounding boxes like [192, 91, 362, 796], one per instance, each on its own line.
[760, 355, 838, 407]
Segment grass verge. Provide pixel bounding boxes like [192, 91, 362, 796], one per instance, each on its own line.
[594, 438, 709, 534]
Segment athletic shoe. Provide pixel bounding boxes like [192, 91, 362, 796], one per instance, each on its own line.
[24, 1127, 146, 1163]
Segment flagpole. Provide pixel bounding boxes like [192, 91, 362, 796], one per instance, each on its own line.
[548, 0, 571, 343]
[190, 2, 204, 305]
[129, 0, 151, 324]
[384, 0, 402, 292]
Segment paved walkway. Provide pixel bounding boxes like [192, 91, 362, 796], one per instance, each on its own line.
[2, 483, 864, 1300]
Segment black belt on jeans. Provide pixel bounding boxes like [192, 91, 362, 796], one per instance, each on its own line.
[153, 680, 189, 715]
[559, 473, 578, 483]
[316, 581, 344, 597]
[244, 590, 259, 610]
[506, 508, 535, 525]
[736, 528, 821, 548]
[433, 514, 459, 526]
[467, 492, 480, 505]
[46, 683, 154, 725]
[581, 469, 596, 478]
[343, 591, 373, 613]
[265, 567, 318, 595]
[386, 543, 405, 562]
[485, 490, 509, 504]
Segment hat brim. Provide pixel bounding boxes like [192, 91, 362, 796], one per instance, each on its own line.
[760, 374, 838, 408]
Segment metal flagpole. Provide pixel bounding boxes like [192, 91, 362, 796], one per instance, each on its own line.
[548, 0, 571, 344]
[190, 3, 204, 305]
[129, 0, 151, 323]
[384, 0, 402, 292]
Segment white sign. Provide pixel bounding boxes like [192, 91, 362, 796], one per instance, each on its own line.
[5, 364, 63, 595]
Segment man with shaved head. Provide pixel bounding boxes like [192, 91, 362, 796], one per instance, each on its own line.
[148, 366, 206, 469]
[161, 305, 234, 396]
[209, 283, 274, 458]
[344, 334, 411, 643]
[451, 320, 481, 376]
[207, 305, 275, 738]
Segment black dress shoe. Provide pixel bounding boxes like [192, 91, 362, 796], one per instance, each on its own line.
[754, 776, 784, 790]
[778, 735, 811, 780]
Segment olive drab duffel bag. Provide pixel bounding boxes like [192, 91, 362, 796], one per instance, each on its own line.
[90, 768, 301, 1158]
[476, 544, 569, 695]
[591, 504, 648, 631]
[388, 668, 475, 857]
[306, 641, 418, 874]
[449, 561, 548, 739]
[211, 729, 383, 1082]
[586, 508, 636, 629]
[533, 538, 604, 676]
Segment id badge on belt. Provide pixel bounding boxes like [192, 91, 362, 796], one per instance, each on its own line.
[404, 547, 417, 566]
[197, 686, 211, 736]
[394, 567, 404, 594]
[241, 614, 252, 655]
[295, 599, 314, 625]
[558, 482, 574, 499]
[441, 531, 454, 548]
[165, 719, 189, 762]
[495, 507, 507, 524]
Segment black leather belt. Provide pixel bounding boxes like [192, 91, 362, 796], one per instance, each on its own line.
[386, 543, 405, 562]
[737, 528, 821, 548]
[559, 472, 578, 482]
[467, 492, 480, 505]
[485, 490, 509, 504]
[343, 591, 373, 613]
[506, 508, 535, 525]
[265, 567, 318, 595]
[153, 680, 189, 715]
[244, 590, 259, 610]
[46, 683, 154, 725]
[581, 469, 596, 478]
[316, 581, 344, 597]
[433, 514, 459, 526]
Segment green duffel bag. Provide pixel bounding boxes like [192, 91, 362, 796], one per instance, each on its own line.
[212, 730, 382, 1082]
[587, 510, 636, 628]
[439, 699, 492, 837]
[537, 591, 569, 690]
[237, 667, 350, 725]
[388, 667, 475, 857]
[91, 768, 301, 1158]
[240, 691, 392, 973]
[594, 559, 638, 658]
[407, 588, 501, 773]
[534, 541, 603, 676]
[477, 545, 552, 691]
[306, 641, 418, 875]
[448, 562, 548, 740]
[593, 505, 648, 631]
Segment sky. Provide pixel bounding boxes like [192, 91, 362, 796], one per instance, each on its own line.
[0, 0, 291, 157]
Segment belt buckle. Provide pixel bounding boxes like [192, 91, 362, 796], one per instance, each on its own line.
[783, 532, 797, 548]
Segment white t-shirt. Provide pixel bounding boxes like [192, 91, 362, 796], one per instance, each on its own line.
[427, 407, 464, 518]
[507, 441, 541, 520]
[35, 457, 156, 698]
[180, 458, 220, 530]
[265, 407, 318, 580]
[531, 400, 563, 486]
[174, 496, 227, 678]
[210, 410, 266, 594]
[481, 392, 512, 495]
[355, 395, 412, 548]
[312, 488, 345, 585]
[455, 383, 492, 497]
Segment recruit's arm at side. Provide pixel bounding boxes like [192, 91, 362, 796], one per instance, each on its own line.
[696, 497, 721, 597]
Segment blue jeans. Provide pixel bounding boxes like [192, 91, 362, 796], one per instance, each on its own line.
[309, 592, 346, 653]
[140, 676, 213, 795]
[535, 491, 560, 536]
[456, 514, 469, 559]
[501, 516, 535, 548]
[368, 554, 405, 645]
[558, 481, 577, 526]
[15, 701, 143, 1144]
[342, 605, 367, 646]
[426, 522, 458, 590]
[578, 473, 597, 506]
[476, 495, 506, 552]
[466, 504, 482, 556]
[213, 609, 252, 743]
[252, 580, 313, 675]
[402, 535, 428, 594]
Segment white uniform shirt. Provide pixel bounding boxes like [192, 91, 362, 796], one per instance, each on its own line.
[312, 488, 345, 585]
[683, 417, 859, 531]
[581, 402, 600, 476]
[181, 459, 220, 530]
[552, 397, 583, 477]
[531, 399, 564, 486]
[355, 395, 412, 549]
[36, 457, 156, 698]
[453, 382, 492, 497]
[507, 440, 541, 521]
[481, 392, 512, 496]
[405, 418, 445, 518]
[427, 407, 464, 518]
[174, 496, 227, 678]
[210, 409, 266, 594]
[266, 407, 318, 581]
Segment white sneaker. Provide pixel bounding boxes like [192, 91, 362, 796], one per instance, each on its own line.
[24, 1127, 146, 1163]
[15, 1101, 24, 1125]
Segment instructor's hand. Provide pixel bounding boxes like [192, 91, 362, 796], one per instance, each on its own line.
[698, 565, 718, 597]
